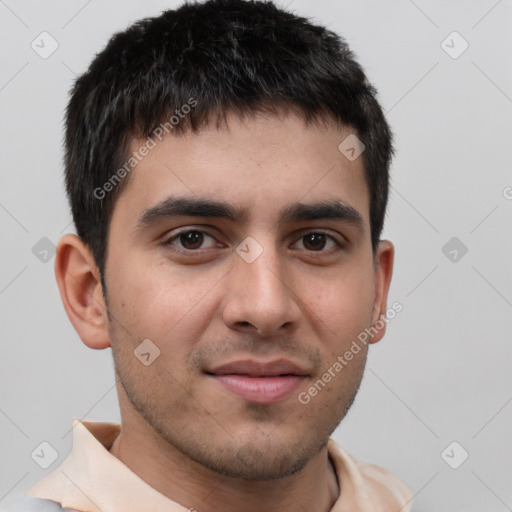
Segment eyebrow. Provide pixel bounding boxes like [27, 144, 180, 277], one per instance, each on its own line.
[135, 196, 364, 231]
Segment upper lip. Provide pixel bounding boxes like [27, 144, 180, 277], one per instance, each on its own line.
[206, 359, 309, 377]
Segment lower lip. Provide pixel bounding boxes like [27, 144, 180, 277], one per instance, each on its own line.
[210, 375, 305, 403]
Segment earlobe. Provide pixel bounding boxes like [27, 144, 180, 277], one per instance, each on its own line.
[54, 234, 111, 350]
[368, 240, 394, 344]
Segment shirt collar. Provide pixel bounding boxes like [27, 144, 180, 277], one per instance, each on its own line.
[27, 418, 411, 512]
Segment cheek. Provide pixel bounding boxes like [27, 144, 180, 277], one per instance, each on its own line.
[301, 264, 375, 344]
[109, 254, 208, 323]
[106, 254, 225, 368]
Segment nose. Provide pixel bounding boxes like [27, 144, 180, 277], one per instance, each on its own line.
[222, 241, 302, 337]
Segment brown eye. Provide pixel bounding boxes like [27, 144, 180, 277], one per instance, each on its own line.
[303, 233, 327, 251]
[164, 230, 218, 252]
[179, 231, 204, 250]
[290, 231, 342, 254]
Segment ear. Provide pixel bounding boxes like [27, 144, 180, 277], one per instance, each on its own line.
[368, 240, 394, 344]
[54, 234, 110, 349]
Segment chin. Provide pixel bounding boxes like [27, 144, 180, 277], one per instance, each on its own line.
[198, 439, 319, 481]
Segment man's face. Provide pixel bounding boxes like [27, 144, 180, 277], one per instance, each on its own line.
[104, 112, 381, 479]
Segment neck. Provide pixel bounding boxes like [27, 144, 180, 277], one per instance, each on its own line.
[109, 415, 340, 512]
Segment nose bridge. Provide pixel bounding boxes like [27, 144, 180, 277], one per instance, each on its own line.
[223, 235, 300, 334]
[238, 237, 289, 304]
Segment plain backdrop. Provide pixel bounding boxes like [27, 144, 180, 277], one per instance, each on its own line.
[0, 1, 511, 511]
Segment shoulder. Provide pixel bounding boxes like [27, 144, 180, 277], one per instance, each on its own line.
[327, 439, 413, 512]
[0, 495, 77, 512]
[355, 459, 413, 511]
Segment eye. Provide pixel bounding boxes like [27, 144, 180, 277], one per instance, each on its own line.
[292, 231, 341, 252]
[161, 229, 343, 255]
[163, 230, 219, 251]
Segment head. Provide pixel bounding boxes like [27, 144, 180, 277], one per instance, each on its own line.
[56, 0, 395, 480]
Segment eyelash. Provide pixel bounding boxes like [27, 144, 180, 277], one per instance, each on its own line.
[162, 228, 345, 255]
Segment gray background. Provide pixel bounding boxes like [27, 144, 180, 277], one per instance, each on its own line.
[1, 1, 511, 510]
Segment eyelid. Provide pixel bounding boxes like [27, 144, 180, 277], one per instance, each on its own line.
[161, 227, 347, 254]
[290, 229, 346, 251]
[162, 227, 222, 252]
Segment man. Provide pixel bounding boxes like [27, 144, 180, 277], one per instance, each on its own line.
[10, 0, 412, 510]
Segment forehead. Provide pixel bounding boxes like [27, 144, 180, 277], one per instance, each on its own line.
[114, 112, 370, 228]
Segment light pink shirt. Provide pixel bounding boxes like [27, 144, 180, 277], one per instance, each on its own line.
[27, 419, 412, 512]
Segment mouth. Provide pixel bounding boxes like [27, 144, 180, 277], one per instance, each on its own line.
[205, 359, 309, 404]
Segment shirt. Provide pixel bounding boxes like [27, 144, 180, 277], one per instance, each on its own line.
[10, 419, 412, 511]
